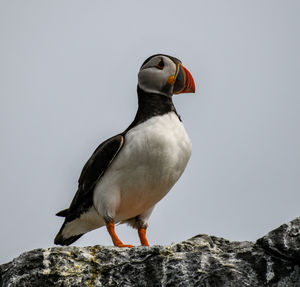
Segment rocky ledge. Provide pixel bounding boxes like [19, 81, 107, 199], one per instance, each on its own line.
[1, 217, 300, 287]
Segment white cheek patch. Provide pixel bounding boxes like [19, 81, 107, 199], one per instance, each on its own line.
[138, 69, 165, 95]
[138, 56, 176, 96]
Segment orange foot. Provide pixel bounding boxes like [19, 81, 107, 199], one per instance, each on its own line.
[106, 222, 133, 248]
[138, 227, 149, 246]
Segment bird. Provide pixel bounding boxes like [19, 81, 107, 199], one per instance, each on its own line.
[54, 54, 195, 247]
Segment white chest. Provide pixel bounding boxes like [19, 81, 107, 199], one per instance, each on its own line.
[117, 112, 191, 196]
[122, 112, 191, 182]
[94, 112, 192, 220]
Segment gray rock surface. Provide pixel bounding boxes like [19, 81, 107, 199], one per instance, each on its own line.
[1, 217, 300, 287]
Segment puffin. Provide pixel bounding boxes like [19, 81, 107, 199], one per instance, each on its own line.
[54, 54, 195, 247]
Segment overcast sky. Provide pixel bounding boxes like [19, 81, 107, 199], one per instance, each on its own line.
[1, 1, 299, 264]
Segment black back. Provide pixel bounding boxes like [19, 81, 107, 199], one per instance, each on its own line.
[57, 135, 124, 223]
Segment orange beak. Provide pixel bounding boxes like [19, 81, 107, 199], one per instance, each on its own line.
[180, 65, 195, 93]
[173, 64, 196, 94]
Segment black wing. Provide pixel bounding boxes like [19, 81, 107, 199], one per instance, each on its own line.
[56, 134, 124, 221]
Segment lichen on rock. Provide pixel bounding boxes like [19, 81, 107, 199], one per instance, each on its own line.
[1, 217, 300, 287]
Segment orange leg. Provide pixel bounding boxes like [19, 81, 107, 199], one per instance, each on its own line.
[138, 227, 149, 246]
[106, 222, 133, 248]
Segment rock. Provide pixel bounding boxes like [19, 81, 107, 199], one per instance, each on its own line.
[1, 218, 300, 287]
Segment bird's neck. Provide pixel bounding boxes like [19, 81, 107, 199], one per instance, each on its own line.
[136, 85, 176, 116]
[124, 86, 179, 132]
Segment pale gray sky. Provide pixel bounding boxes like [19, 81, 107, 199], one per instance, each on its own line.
[0, 0, 299, 264]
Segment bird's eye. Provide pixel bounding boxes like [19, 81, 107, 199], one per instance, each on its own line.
[156, 59, 164, 70]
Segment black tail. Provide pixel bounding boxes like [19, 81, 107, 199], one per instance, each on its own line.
[54, 221, 84, 246]
[54, 209, 84, 245]
[56, 208, 69, 217]
[54, 231, 83, 246]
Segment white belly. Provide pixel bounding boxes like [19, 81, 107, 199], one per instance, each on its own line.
[93, 112, 192, 221]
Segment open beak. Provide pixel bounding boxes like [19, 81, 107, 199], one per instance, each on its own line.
[173, 64, 196, 94]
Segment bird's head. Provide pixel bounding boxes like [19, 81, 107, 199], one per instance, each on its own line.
[138, 54, 195, 97]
